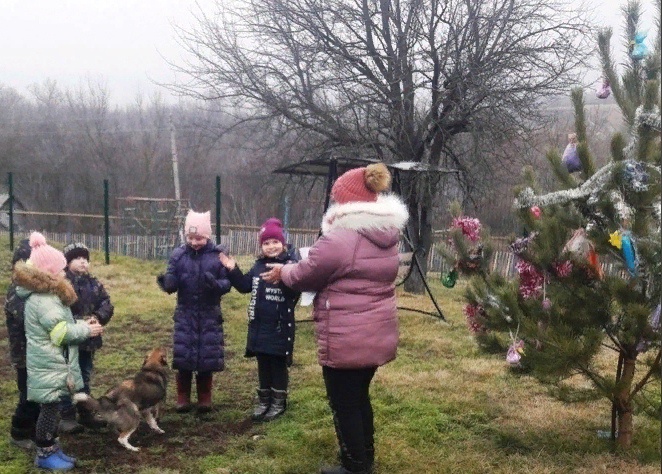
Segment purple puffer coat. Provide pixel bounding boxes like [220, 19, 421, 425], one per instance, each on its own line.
[159, 241, 231, 372]
[281, 194, 409, 369]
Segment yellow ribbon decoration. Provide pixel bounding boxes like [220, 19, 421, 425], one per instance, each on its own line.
[609, 230, 622, 249]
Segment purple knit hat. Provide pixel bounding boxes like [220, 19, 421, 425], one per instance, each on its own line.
[259, 218, 286, 245]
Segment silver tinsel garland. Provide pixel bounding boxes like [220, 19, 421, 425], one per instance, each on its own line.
[636, 105, 662, 132]
[515, 104, 661, 211]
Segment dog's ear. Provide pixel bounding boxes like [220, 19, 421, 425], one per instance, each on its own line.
[159, 347, 168, 366]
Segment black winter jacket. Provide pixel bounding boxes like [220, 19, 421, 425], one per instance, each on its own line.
[66, 270, 114, 352]
[227, 247, 300, 359]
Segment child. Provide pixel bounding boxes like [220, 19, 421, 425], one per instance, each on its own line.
[58, 242, 114, 433]
[14, 232, 103, 470]
[5, 239, 40, 449]
[219, 218, 300, 421]
[157, 210, 231, 413]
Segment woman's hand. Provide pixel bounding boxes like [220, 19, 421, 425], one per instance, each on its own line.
[219, 252, 236, 270]
[260, 263, 284, 284]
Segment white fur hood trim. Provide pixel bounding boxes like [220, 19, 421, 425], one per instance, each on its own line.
[321, 193, 409, 235]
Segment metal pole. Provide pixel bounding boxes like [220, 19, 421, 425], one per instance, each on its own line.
[170, 114, 184, 243]
[8, 172, 14, 251]
[104, 179, 110, 264]
[215, 175, 221, 244]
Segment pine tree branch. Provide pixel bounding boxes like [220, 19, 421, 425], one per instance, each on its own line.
[629, 349, 661, 400]
[574, 361, 612, 401]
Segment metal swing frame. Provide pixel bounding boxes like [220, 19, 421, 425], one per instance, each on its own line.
[273, 154, 458, 322]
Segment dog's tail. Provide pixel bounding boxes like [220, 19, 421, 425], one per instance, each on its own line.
[72, 392, 117, 416]
[72, 393, 102, 412]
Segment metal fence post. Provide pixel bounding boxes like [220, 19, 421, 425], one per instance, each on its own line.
[8, 172, 14, 251]
[104, 179, 110, 264]
[215, 175, 221, 245]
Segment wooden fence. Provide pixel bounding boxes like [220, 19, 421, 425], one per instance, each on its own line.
[1, 230, 623, 280]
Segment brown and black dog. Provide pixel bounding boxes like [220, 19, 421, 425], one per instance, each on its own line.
[74, 347, 169, 451]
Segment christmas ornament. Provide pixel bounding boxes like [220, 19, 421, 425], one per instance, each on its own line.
[458, 245, 484, 274]
[621, 231, 638, 276]
[441, 268, 458, 288]
[510, 232, 537, 255]
[609, 230, 622, 249]
[563, 228, 591, 258]
[562, 133, 582, 173]
[516, 260, 544, 299]
[463, 303, 487, 333]
[530, 206, 542, 219]
[596, 78, 611, 99]
[553, 260, 573, 277]
[542, 298, 552, 311]
[631, 31, 648, 60]
[507, 328, 525, 367]
[587, 247, 604, 279]
[623, 161, 649, 192]
[451, 216, 482, 242]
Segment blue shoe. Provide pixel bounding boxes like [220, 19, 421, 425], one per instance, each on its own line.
[55, 448, 77, 465]
[34, 450, 75, 470]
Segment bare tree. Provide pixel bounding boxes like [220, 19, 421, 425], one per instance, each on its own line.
[171, 0, 593, 292]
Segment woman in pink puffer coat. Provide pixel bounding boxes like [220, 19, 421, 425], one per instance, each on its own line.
[262, 163, 408, 474]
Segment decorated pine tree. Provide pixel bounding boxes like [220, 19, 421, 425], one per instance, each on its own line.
[459, 0, 661, 449]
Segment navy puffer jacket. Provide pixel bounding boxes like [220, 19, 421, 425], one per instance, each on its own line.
[226, 247, 300, 359]
[66, 270, 114, 352]
[159, 241, 231, 372]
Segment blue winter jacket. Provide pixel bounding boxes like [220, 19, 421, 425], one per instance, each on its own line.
[227, 247, 300, 359]
[159, 241, 231, 372]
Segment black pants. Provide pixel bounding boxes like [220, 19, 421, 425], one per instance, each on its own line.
[323, 366, 377, 471]
[11, 367, 40, 440]
[256, 353, 288, 391]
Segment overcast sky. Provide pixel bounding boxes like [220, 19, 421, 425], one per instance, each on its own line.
[0, 0, 657, 106]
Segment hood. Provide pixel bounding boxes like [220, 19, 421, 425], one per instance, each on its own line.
[186, 240, 217, 255]
[321, 193, 409, 242]
[13, 261, 77, 307]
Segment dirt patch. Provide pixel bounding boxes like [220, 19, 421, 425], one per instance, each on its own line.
[60, 412, 257, 473]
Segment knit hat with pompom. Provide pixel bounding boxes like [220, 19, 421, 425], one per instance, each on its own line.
[330, 163, 392, 204]
[27, 232, 67, 276]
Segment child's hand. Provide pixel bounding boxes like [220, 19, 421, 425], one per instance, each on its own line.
[261, 263, 284, 284]
[87, 321, 104, 337]
[218, 252, 236, 270]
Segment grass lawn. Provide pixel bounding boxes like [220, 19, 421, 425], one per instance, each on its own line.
[0, 242, 659, 473]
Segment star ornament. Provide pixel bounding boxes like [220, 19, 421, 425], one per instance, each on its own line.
[609, 230, 622, 249]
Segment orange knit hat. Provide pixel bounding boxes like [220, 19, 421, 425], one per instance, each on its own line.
[330, 163, 392, 204]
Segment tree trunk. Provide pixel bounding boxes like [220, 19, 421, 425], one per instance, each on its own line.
[615, 354, 636, 449]
[402, 173, 434, 295]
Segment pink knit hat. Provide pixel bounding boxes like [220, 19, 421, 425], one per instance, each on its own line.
[331, 163, 392, 204]
[259, 218, 286, 245]
[184, 210, 212, 239]
[28, 232, 67, 276]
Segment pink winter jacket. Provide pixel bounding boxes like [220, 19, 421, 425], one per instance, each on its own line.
[281, 194, 409, 369]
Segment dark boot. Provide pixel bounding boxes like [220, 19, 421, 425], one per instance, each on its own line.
[196, 372, 213, 413]
[10, 414, 35, 450]
[321, 450, 370, 474]
[76, 404, 105, 429]
[58, 407, 84, 434]
[176, 371, 193, 413]
[251, 389, 271, 421]
[262, 389, 287, 422]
